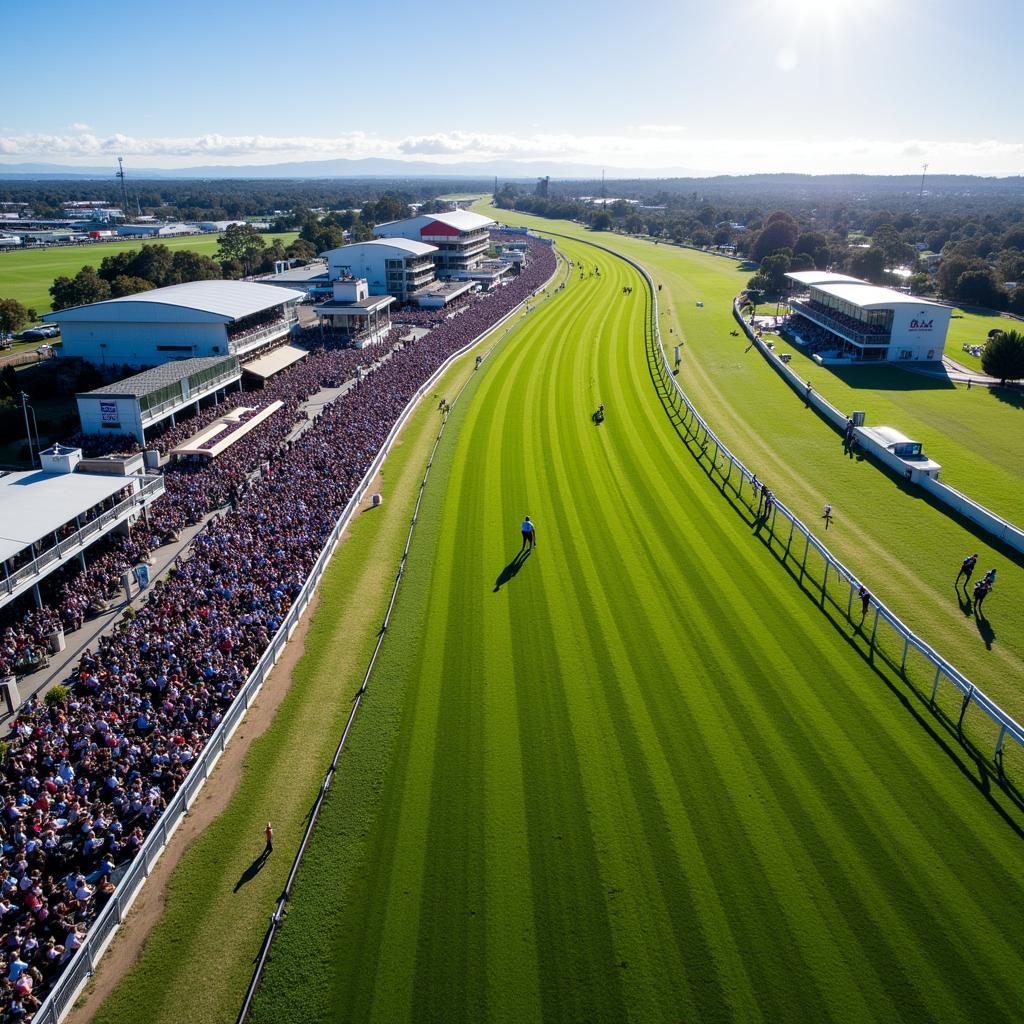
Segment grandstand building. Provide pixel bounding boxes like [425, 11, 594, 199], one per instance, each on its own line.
[312, 277, 395, 348]
[784, 271, 952, 363]
[76, 356, 242, 445]
[321, 239, 438, 302]
[42, 280, 306, 368]
[0, 445, 164, 614]
[373, 211, 511, 286]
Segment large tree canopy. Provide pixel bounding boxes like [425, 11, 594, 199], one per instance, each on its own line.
[981, 329, 1024, 383]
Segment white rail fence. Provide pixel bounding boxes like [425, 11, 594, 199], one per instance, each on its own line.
[32, 271, 552, 1024]
[544, 228, 1024, 778]
[733, 300, 1024, 555]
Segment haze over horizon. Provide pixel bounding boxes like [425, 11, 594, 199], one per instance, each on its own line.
[3, 0, 1022, 177]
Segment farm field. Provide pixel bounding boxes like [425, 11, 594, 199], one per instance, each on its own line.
[474, 203, 1024, 714]
[243, 238, 1024, 1023]
[0, 232, 297, 313]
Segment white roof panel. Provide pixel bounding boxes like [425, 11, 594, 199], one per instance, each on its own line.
[241, 345, 308, 379]
[812, 282, 946, 309]
[322, 238, 437, 258]
[44, 280, 305, 323]
[0, 470, 135, 563]
[423, 210, 494, 232]
[786, 271, 863, 286]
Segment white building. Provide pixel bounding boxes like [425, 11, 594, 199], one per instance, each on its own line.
[312, 278, 395, 348]
[321, 239, 438, 302]
[76, 355, 242, 445]
[0, 445, 164, 615]
[373, 211, 509, 285]
[43, 280, 305, 368]
[784, 272, 952, 363]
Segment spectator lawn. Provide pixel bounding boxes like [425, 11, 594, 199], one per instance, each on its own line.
[0, 233, 298, 314]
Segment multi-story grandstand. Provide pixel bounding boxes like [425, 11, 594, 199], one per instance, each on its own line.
[784, 270, 952, 363]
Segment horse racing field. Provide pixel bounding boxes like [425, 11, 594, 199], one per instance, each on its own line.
[88, 237, 1024, 1024]
[229, 238, 1024, 1023]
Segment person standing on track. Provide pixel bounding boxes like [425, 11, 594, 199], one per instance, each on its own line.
[955, 553, 979, 588]
[264, 822, 273, 854]
[520, 516, 536, 552]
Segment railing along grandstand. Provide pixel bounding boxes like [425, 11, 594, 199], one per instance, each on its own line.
[31, 247, 559, 1024]
[543, 230, 1024, 779]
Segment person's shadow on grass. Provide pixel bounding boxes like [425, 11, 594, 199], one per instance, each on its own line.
[234, 847, 271, 892]
[955, 585, 973, 617]
[975, 609, 996, 650]
[494, 549, 531, 592]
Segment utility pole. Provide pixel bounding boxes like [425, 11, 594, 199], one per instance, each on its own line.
[117, 157, 130, 220]
[601, 168, 606, 201]
[20, 392, 38, 467]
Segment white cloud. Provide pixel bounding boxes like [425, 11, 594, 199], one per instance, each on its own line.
[0, 129, 1021, 176]
[68, 122, 91, 132]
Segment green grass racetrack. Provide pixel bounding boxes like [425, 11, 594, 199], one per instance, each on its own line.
[249, 239, 1024, 1023]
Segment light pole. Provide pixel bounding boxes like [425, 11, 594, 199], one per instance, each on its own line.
[20, 392, 39, 467]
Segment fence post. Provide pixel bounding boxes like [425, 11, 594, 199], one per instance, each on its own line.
[870, 604, 881, 646]
[801, 532, 811, 573]
[931, 663, 942, 702]
[957, 686, 974, 732]
[900, 635, 911, 672]
[847, 579, 855, 619]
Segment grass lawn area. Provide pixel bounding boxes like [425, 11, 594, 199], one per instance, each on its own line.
[473, 203, 1024, 718]
[244, 238, 1024, 1024]
[944, 306, 1017, 372]
[0, 232, 297, 314]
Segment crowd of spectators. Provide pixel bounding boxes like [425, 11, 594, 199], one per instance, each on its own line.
[794, 299, 890, 338]
[0, 237, 553, 1019]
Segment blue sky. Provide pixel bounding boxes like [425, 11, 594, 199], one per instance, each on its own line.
[1, 0, 1021, 174]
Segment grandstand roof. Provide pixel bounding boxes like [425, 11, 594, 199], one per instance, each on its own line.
[81, 356, 237, 399]
[43, 280, 304, 323]
[422, 211, 494, 232]
[0, 469, 133, 563]
[812, 282, 946, 310]
[785, 271, 863, 286]
[322, 238, 436, 258]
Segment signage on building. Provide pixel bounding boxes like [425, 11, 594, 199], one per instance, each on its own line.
[909, 319, 934, 331]
[100, 400, 119, 423]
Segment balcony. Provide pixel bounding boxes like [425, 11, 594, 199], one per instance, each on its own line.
[789, 298, 889, 348]
[227, 315, 298, 356]
[139, 364, 242, 427]
[0, 474, 166, 608]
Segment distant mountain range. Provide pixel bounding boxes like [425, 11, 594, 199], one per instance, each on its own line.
[0, 157, 637, 180]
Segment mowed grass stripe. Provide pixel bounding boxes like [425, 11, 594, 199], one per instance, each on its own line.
[252, 237, 1024, 1024]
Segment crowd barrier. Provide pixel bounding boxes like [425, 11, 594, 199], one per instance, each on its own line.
[32, 252, 558, 1024]
[733, 300, 1024, 555]
[542, 228, 1024, 777]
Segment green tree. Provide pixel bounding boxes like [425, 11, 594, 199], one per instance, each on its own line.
[169, 249, 222, 284]
[285, 238, 317, 262]
[953, 268, 1006, 309]
[981, 330, 1024, 383]
[753, 212, 799, 261]
[0, 298, 30, 335]
[110, 275, 156, 298]
[129, 244, 174, 286]
[216, 224, 267, 275]
[846, 247, 888, 284]
[1007, 285, 1024, 315]
[591, 211, 612, 231]
[49, 266, 111, 310]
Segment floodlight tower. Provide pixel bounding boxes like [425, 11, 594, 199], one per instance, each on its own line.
[116, 157, 130, 220]
[919, 162, 928, 201]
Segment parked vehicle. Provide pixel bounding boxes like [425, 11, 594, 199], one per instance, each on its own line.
[20, 325, 60, 340]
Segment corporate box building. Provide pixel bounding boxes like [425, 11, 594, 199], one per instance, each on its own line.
[784, 271, 952, 363]
[42, 280, 306, 369]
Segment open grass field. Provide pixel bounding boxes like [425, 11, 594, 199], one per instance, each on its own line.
[473, 204, 1024, 716]
[0, 232, 297, 314]
[238, 237, 1024, 1023]
[945, 306, 1020, 373]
